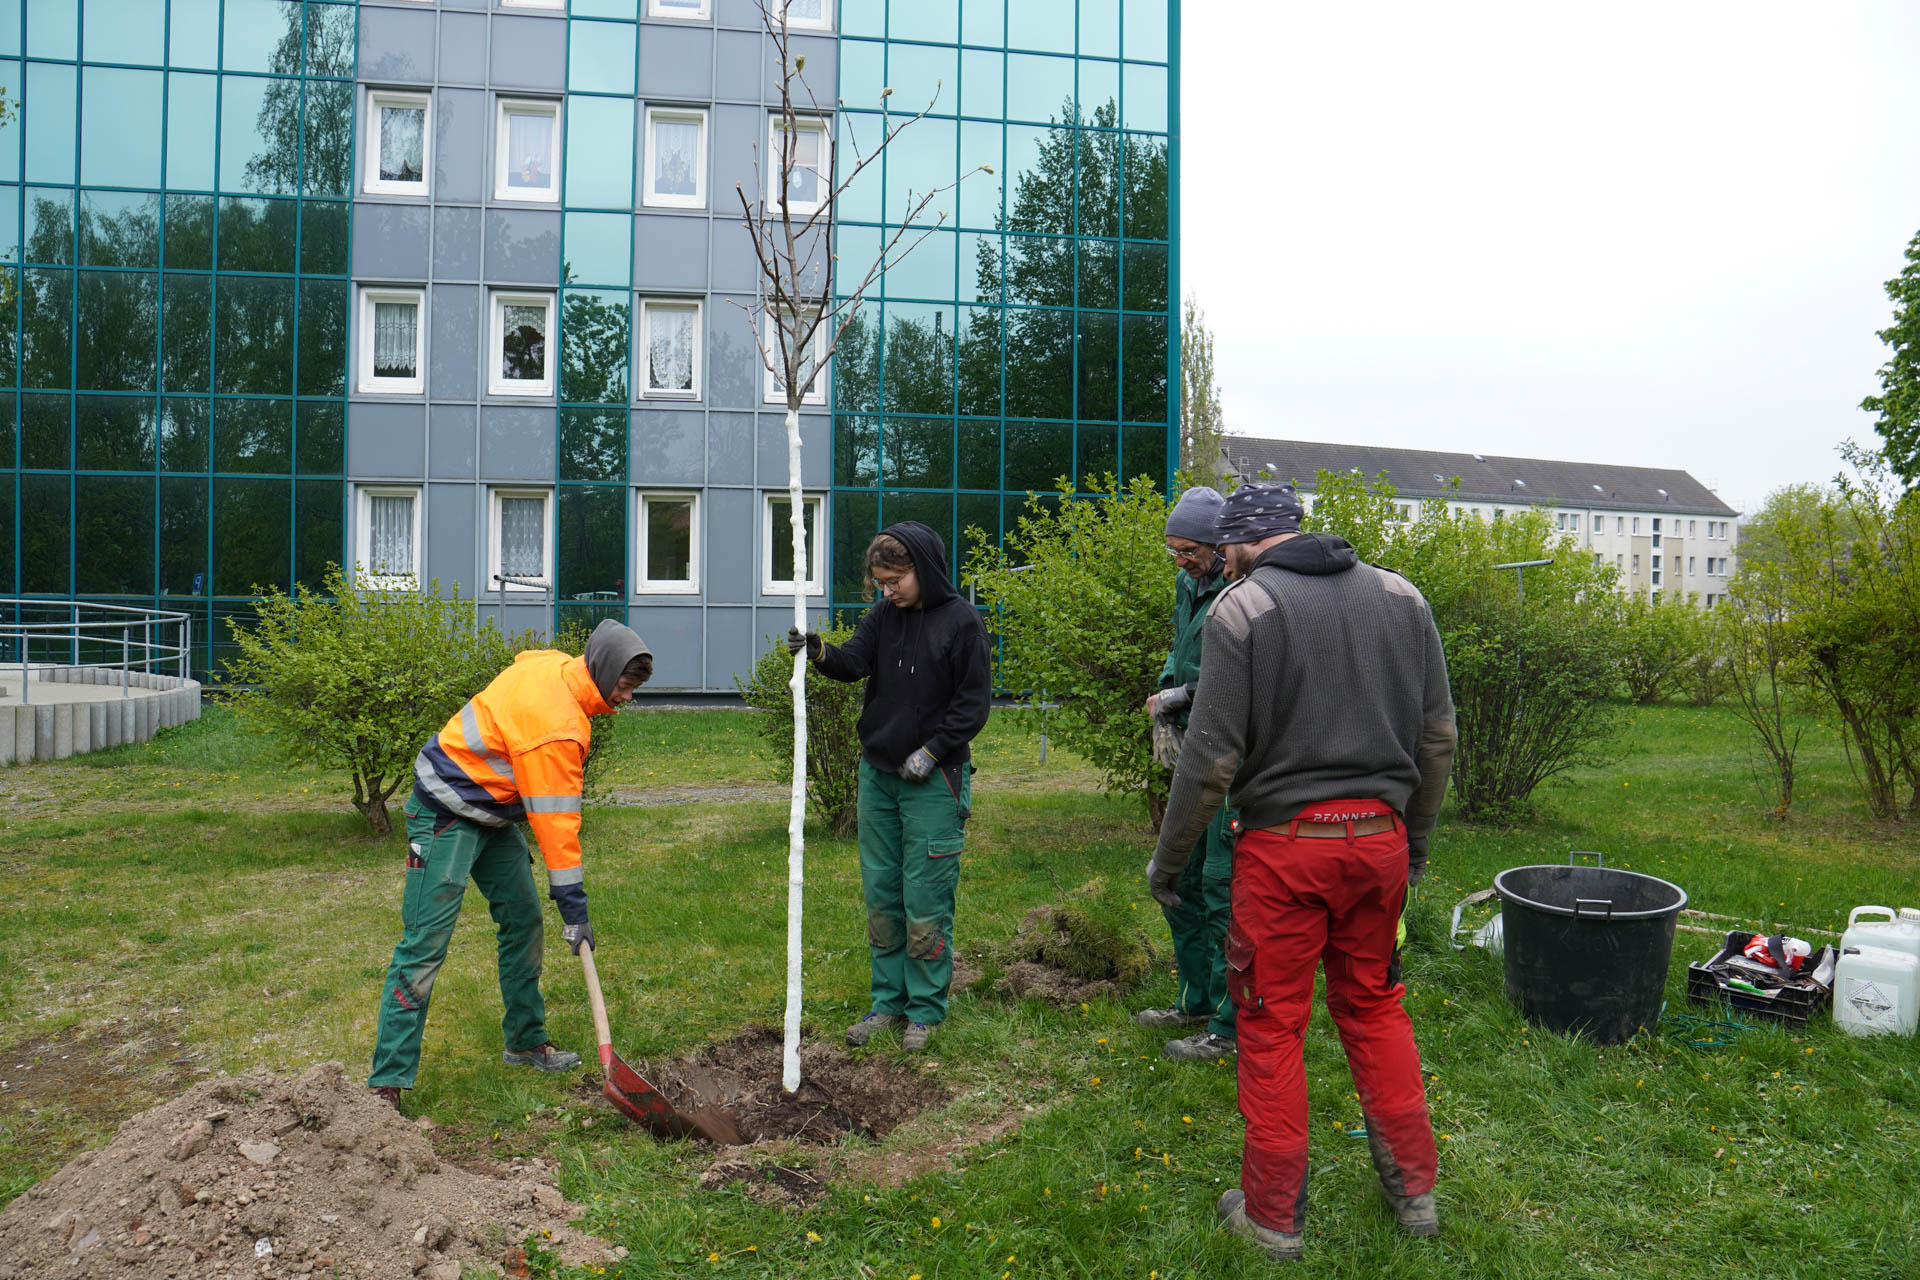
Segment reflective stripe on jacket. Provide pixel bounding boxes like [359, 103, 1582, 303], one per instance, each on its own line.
[410, 649, 609, 883]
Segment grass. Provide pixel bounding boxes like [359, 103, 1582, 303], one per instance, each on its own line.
[3, 698, 1919, 1277]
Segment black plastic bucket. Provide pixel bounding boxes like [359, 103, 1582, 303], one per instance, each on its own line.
[1493, 853, 1688, 1045]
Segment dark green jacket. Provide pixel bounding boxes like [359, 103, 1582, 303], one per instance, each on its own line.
[1157, 563, 1228, 729]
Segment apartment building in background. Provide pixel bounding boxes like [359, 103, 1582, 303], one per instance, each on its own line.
[0, 0, 1180, 688]
[1221, 438, 1742, 604]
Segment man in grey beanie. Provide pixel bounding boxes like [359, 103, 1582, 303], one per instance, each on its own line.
[1136, 485, 1240, 1062]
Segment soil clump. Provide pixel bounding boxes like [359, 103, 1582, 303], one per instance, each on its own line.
[0, 1061, 614, 1280]
[993, 880, 1160, 1004]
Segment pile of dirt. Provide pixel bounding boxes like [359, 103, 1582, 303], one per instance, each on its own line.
[994, 878, 1159, 1004]
[0, 1062, 615, 1280]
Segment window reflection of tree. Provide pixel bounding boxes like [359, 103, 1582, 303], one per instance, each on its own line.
[560, 292, 630, 404]
[502, 308, 548, 383]
[559, 408, 625, 482]
[242, 5, 354, 197]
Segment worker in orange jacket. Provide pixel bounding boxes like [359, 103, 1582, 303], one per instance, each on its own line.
[368, 620, 651, 1106]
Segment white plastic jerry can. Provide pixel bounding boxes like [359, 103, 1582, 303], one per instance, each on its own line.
[1840, 906, 1920, 962]
[1833, 943, 1920, 1037]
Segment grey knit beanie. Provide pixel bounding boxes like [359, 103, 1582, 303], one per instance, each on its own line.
[1164, 486, 1224, 544]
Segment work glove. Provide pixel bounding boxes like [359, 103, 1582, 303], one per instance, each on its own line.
[900, 746, 938, 783]
[1146, 856, 1183, 909]
[1145, 686, 1190, 719]
[562, 920, 596, 956]
[785, 627, 823, 660]
[1407, 834, 1429, 887]
[1151, 719, 1181, 770]
[550, 881, 592, 954]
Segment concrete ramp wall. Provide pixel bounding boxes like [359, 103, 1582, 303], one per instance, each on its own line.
[0, 668, 204, 764]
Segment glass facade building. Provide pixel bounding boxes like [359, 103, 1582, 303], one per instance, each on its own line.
[0, 0, 1178, 691]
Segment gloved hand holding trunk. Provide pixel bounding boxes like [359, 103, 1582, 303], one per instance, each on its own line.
[561, 921, 595, 955]
[785, 627, 824, 660]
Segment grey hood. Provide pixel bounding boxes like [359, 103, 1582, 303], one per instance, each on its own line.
[584, 619, 650, 704]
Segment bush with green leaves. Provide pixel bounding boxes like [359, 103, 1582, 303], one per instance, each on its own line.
[223, 566, 529, 836]
[1305, 470, 1629, 823]
[965, 475, 1176, 823]
[735, 620, 865, 837]
[1617, 588, 1712, 704]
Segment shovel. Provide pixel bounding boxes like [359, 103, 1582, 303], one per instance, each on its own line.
[577, 941, 742, 1145]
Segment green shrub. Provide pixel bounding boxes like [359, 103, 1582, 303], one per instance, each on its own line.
[223, 565, 529, 836]
[734, 620, 865, 837]
[1617, 589, 1711, 704]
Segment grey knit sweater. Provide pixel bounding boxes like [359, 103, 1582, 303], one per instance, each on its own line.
[1152, 533, 1457, 879]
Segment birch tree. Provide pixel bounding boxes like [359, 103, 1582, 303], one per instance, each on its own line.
[736, 1, 984, 1092]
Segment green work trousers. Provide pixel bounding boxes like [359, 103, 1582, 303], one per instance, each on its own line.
[858, 758, 970, 1026]
[1162, 804, 1237, 1038]
[369, 795, 550, 1089]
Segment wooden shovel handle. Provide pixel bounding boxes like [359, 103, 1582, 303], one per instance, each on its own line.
[578, 940, 613, 1059]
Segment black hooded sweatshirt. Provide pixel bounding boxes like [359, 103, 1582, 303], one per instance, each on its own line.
[814, 521, 992, 774]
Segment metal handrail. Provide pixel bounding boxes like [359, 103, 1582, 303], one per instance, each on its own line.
[0, 600, 194, 706]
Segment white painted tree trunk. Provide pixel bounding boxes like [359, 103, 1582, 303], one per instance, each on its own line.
[782, 404, 807, 1093]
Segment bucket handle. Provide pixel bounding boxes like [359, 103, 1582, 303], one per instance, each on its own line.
[1570, 851, 1604, 868]
[1573, 897, 1615, 918]
[1848, 905, 1895, 927]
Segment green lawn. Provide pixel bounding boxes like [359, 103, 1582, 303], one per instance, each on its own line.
[3, 699, 1919, 1278]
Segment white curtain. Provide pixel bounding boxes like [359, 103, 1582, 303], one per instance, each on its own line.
[783, 128, 821, 206]
[372, 302, 416, 378]
[369, 495, 413, 578]
[648, 306, 694, 392]
[501, 497, 545, 579]
[505, 111, 552, 190]
[653, 118, 699, 197]
[379, 105, 424, 183]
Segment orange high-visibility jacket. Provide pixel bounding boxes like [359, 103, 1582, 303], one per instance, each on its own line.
[410, 649, 610, 886]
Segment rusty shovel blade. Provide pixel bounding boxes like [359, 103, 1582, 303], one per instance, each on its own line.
[603, 1048, 743, 1146]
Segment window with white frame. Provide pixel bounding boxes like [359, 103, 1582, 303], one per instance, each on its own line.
[365, 90, 430, 195]
[489, 488, 552, 591]
[649, 0, 711, 20]
[1569, 514, 1580, 532]
[1632, 517, 1640, 534]
[768, 115, 830, 216]
[489, 291, 555, 397]
[775, 0, 831, 29]
[762, 493, 824, 596]
[644, 107, 708, 209]
[1706, 593, 1717, 607]
[358, 486, 421, 586]
[763, 308, 827, 405]
[1616, 516, 1624, 534]
[640, 298, 702, 398]
[495, 98, 561, 202]
[1632, 554, 1640, 575]
[1688, 520, 1697, 537]
[357, 287, 425, 394]
[1688, 556, 1696, 575]
[636, 491, 699, 593]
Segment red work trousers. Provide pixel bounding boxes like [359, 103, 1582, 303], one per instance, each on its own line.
[1228, 801, 1436, 1234]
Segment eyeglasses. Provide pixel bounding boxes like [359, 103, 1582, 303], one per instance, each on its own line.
[1166, 545, 1211, 563]
[872, 576, 908, 595]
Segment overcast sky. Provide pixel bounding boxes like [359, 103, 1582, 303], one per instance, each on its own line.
[1181, 2, 1920, 515]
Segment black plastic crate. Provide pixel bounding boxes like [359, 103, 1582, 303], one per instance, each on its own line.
[1685, 930, 1837, 1028]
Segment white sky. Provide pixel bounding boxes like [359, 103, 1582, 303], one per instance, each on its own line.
[1181, 2, 1920, 515]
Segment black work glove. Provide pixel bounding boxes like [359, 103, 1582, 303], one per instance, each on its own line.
[1146, 856, 1183, 909]
[900, 747, 938, 783]
[1407, 834, 1429, 887]
[785, 627, 824, 660]
[562, 920, 596, 956]
[551, 881, 592, 953]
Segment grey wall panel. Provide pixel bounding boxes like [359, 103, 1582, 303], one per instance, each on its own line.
[713, 0, 767, 28]
[435, 88, 488, 205]
[430, 404, 478, 479]
[707, 607, 761, 688]
[359, 5, 436, 84]
[705, 296, 758, 408]
[484, 209, 562, 285]
[707, 411, 753, 484]
[704, 487, 756, 604]
[438, 12, 490, 86]
[631, 605, 704, 689]
[497, 602, 551, 635]
[630, 408, 704, 484]
[638, 24, 715, 102]
[708, 215, 761, 294]
[353, 203, 432, 280]
[758, 410, 828, 487]
[433, 207, 483, 281]
[348, 402, 428, 477]
[710, 105, 762, 221]
[426, 481, 480, 591]
[713, 30, 763, 102]
[788, 35, 836, 92]
[490, 16, 567, 92]
[633, 214, 708, 291]
[480, 406, 557, 480]
[430, 285, 482, 400]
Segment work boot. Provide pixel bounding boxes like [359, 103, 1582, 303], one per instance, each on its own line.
[503, 1042, 582, 1073]
[1162, 1030, 1237, 1062]
[1382, 1189, 1440, 1237]
[1133, 1005, 1209, 1029]
[902, 1022, 936, 1053]
[1216, 1189, 1303, 1262]
[845, 1012, 906, 1046]
[369, 1086, 403, 1111]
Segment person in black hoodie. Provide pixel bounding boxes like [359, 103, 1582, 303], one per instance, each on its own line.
[787, 521, 991, 1054]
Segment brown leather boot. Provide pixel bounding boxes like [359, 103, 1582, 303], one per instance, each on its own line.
[369, 1085, 403, 1111]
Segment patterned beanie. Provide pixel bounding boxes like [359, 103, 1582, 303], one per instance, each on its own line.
[1212, 482, 1305, 544]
